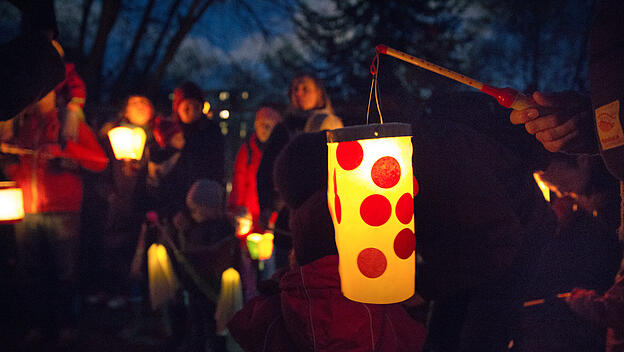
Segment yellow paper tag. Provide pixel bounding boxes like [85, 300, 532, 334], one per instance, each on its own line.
[596, 100, 624, 151]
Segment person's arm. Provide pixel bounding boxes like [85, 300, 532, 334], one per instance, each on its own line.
[63, 121, 108, 172]
[509, 91, 596, 154]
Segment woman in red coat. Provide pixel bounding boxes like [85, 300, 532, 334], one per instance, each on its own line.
[228, 107, 281, 234]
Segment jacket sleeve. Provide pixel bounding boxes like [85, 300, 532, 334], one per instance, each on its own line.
[63, 63, 86, 108]
[228, 142, 249, 210]
[63, 121, 108, 172]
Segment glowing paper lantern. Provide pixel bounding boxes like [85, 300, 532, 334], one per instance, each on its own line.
[147, 243, 179, 310]
[246, 233, 262, 259]
[327, 123, 415, 304]
[0, 181, 24, 223]
[215, 268, 243, 334]
[257, 233, 274, 260]
[246, 232, 274, 260]
[107, 125, 147, 160]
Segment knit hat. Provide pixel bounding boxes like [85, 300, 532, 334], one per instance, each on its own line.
[173, 81, 204, 113]
[274, 131, 338, 265]
[186, 179, 224, 209]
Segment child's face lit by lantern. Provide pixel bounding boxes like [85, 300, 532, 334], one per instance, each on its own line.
[254, 119, 277, 143]
[125, 96, 153, 126]
[292, 77, 322, 111]
[170, 131, 185, 150]
[177, 99, 202, 124]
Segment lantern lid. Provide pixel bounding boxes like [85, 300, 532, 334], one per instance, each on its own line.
[326, 123, 411, 143]
[0, 181, 18, 189]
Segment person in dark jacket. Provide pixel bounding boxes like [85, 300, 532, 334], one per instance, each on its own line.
[410, 92, 557, 351]
[509, 1, 624, 349]
[153, 81, 225, 218]
[97, 95, 156, 308]
[229, 132, 426, 352]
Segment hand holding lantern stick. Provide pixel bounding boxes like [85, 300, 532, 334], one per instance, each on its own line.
[375, 44, 539, 111]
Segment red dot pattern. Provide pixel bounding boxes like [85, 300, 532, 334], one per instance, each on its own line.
[357, 248, 387, 278]
[413, 176, 419, 196]
[335, 194, 341, 224]
[360, 194, 391, 226]
[394, 228, 415, 259]
[336, 141, 364, 170]
[395, 193, 413, 224]
[371, 156, 401, 188]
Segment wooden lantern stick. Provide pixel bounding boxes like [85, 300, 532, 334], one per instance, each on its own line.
[376, 44, 537, 111]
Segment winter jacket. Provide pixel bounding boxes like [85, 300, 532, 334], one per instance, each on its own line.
[228, 133, 263, 227]
[154, 117, 225, 217]
[228, 255, 426, 352]
[3, 109, 107, 213]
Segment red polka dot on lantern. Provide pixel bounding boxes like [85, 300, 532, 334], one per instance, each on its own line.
[357, 248, 387, 278]
[395, 193, 413, 224]
[360, 194, 392, 226]
[335, 194, 341, 224]
[394, 228, 415, 259]
[413, 176, 419, 196]
[336, 141, 364, 170]
[371, 156, 401, 189]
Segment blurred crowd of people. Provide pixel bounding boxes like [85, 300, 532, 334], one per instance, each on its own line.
[2, 0, 624, 351]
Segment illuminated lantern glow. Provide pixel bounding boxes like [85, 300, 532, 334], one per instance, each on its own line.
[147, 243, 179, 310]
[0, 181, 25, 223]
[257, 233, 274, 260]
[327, 123, 415, 304]
[533, 172, 551, 202]
[246, 232, 274, 260]
[215, 267, 243, 334]
[107, 125, 147, 160]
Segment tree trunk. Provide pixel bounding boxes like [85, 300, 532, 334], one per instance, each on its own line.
[84, 0, 122, 103]
[110, 0, 157, 99]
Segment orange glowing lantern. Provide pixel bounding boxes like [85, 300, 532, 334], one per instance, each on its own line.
[246, 232, 274, 260]
[0, 181, 24, 223]
[107, 125, 147, 160]
[327, 123, 415, 304]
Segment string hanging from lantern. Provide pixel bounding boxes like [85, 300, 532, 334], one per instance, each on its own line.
[366, 53, 384, 125]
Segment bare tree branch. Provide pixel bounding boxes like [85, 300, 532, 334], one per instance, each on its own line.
[78, 0, 94, 56]
[139, 0, 182, 80]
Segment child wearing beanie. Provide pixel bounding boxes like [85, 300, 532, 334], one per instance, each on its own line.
[228, 132, 426, 351]
[164, 179, 237, 352]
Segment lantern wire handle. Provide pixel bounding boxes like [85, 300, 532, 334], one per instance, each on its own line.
[367, 54, 384, 125]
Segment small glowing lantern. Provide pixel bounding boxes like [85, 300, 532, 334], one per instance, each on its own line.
[327, 123, 415, 304]
[147, 243, 179, 309]
[0, 181, 24, 223]
[215, 268, 243, 334]
[107, 125, 147, 160]
[246, 232, 274, 260]
[533, 172, 551, 202]
[258, 232, 274, 260]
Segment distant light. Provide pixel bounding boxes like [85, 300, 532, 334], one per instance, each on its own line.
[202, 101, 211, 115]
[219, 109, 230, 119]
[240, 122, 247, 139]
[220, 121, 228, 135]
[168, 93, 175, 100]
[241, 91, 249, 100]
[219, 91, 230, 101]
